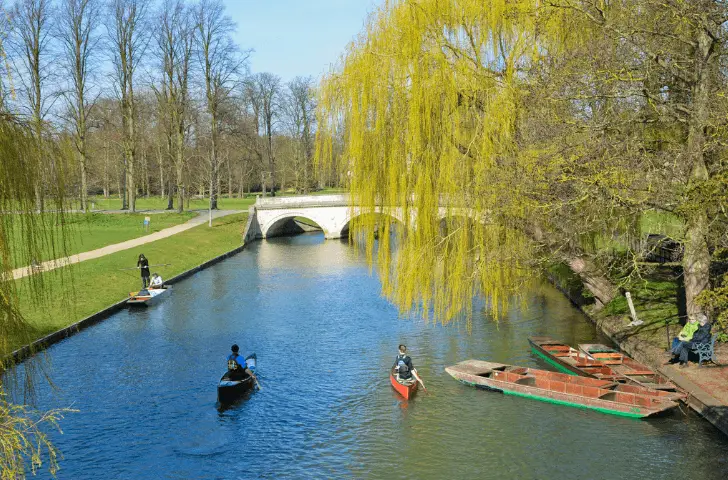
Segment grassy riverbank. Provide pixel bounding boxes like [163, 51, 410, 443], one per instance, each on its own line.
[8, 212, 196, 269]
[7, 213, 248, 355]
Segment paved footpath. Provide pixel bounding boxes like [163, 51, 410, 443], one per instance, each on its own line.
[11, 210, 243, 280]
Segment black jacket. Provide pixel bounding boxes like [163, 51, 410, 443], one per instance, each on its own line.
[691, 323, 712, 344]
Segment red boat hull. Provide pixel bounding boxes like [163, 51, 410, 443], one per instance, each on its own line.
[390, 373, 417, 400]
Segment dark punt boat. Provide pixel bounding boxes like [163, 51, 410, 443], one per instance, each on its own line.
[445, 360, 678, 419]
[390, 367, 418, 400]
[217, 353, 257, 404]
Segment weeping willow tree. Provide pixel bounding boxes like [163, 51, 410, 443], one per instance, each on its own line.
[0, 29, 71, 476]
[317, 0, 638, 323]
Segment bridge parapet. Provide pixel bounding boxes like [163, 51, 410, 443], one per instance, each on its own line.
[255, 194, 349, 210]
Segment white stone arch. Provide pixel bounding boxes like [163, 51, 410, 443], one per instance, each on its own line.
[261, 211, 330, 238]
[338, 209, 407, 239]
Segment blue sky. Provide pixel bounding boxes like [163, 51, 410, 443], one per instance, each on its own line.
[223, 0, 380, 82]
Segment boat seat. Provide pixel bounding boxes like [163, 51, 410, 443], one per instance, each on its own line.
[640, 383, 674, 391]
[622, 370, 654, 376]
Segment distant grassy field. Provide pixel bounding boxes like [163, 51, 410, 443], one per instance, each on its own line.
[84, 188, 348, 211]
[86, 195, 257, 211]
[8, 213, 248, 355]
[640, 210, 684, 240]
[7, 212, 196, 269]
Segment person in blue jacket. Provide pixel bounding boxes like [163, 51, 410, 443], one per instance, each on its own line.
[227, 344, 254, 380]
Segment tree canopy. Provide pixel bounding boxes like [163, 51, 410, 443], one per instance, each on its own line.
[318, 0, 728, 328]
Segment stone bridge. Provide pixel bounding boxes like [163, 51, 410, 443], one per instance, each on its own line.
[243, 194, 479, 241]
[244, 194, 368, 241]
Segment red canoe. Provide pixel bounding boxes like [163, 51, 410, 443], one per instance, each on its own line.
[390, 369, 418, 400]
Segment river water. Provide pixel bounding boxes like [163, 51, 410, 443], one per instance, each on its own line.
[10, 233, 728, 479]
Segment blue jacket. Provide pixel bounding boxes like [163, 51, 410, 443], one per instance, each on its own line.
[227, 353, 247, 370]
[692, 323, 712, 344]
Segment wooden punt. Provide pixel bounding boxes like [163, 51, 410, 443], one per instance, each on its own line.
[579, 343, 682, 394]
[528, 336, 617, 378]
[390, 368, 418, 400]
[529, 337, 685, 402]
[445, 360, 678, 419]
[127, 287, 170, 306]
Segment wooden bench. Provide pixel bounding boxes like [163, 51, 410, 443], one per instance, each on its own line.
[691, 334, 719, 367]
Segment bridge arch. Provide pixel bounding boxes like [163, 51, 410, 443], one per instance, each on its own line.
[262, 212, 326, 238]
[339, 211, 406, 239]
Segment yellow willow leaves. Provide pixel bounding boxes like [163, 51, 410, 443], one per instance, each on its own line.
[316, 0, 578, 326]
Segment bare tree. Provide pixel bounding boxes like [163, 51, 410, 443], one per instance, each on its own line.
[284, 76, 315, 193]
[243, 72, 281, 196]
[107, 0, 149, 212]
[58, 0, 101, 212]
[0, 1, 13, 111]
[11, 0, 56, 210]
[154, 0, 193, 212]
[195, 0, 245, 211]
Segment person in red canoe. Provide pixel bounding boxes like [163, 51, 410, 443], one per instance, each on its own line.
[394, 344, 426, 390]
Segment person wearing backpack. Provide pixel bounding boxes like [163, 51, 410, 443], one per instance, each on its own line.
[393, 344, 426, 390]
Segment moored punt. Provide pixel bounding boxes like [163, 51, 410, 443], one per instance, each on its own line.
[127, 287, 170, 306]
[530, 337, 685, 402]
[445, 360, 678, 419]
[217, 353, 257, 405]
[579, 343, 683, 394]
[528, 336, 616, 378]
[390, 368, 418, 400]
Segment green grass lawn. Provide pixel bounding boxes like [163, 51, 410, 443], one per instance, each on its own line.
[7, 213, 248, 355]
[83, 188, 348, 211]
[597, 267, 682, 349]
[640, 210, 684, 240]
[85, 195, 257, 211]
[8, 212, 196, 269]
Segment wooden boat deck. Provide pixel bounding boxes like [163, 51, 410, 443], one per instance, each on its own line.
[446, 360, 678, 418]
[579, 343, 681, 393]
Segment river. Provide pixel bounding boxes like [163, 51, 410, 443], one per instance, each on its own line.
[9, 233, 728, 479]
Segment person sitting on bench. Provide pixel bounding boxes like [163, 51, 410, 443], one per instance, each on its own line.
[666, 314, 711, 368]
[671, 315, 700, 351]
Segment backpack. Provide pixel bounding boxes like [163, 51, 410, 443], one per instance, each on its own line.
[395, 355, 411, 378]
[227, 354, 242, 371]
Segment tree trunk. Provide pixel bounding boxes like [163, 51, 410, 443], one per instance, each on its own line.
[227, 158, 232, 198]
[566, 256, 617, 309]
[681, 28, 713, 316]
[176, 127, 185, 213]
[210, 113, 219, 210]
[78, 103, 88, 212]
[167, 175, 174, 210]
[121, 154, 128, 209]
[158, 144, 165, 198]
[79, 148, 88, 212]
